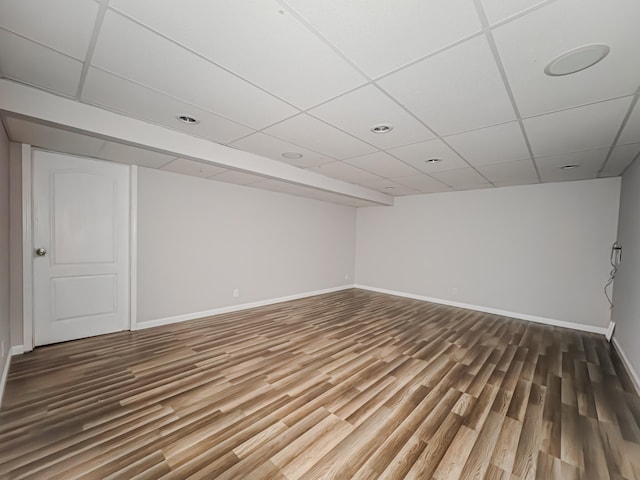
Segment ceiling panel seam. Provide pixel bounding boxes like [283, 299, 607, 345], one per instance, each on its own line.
[521, 93, 638, 121]
[275, 0, 372, 81]
[597, 88, 640, 176]
[275, 0, 497, 187]
[488, 0, 561, 30]
[2, 0, 632, 195]
[76, 0, 110, 100]
[473, 0, 541, 183]
[274, 0, 566, 188]
[369, 81, 494, 188]
[82, 65, 259, 137]
[89, 0, 605, 179]
[0, 26, 81, 63]
[620, 150, 640, 177]
[106, 7, 304, 114]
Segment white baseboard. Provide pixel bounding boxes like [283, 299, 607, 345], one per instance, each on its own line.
[0, 345, 24, 407]
[354, 284, 609, 336]
[612, 337, 640, 396]
[1, 348, 12, 408]
[135, 285, 354, 330]
[11, 345, 24, 355]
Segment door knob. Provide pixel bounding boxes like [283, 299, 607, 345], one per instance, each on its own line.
[35, 247, 47, 257]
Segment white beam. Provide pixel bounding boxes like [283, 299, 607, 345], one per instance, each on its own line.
[0, 79, 393, 206]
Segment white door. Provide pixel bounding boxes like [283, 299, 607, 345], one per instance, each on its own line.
[33, 150, 130, 346]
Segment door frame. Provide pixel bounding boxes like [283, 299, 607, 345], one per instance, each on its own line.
[21, 147, 138, 351]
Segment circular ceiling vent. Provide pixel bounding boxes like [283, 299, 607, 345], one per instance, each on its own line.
[544, 44, 610, 76]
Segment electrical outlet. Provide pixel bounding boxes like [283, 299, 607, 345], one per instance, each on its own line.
[233, 289, 239, 298]
[452, 287, 458, 297]
[345, 273, 349, 280]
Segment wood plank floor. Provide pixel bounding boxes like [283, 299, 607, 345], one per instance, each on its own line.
[1, 289, 639, 479]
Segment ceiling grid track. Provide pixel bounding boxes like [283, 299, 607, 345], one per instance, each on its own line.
[473, 0, 542, 183]
[597, 87, 640, 176]
[75, 0, 110, 100]
[272, 0, 586, 189]
[370, 81, 497, 188]
[106, 7, 305, 114]
[1, 0, 637, 202]
[620, 150, 640, 177]
[0, 26, 79, 63]
[83, 65, 258, 137]
[273, 0, 502, 189]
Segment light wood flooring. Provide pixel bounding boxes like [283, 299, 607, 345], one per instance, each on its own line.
[1, 289, 639, 479]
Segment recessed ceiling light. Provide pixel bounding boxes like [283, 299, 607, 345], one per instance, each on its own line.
[384, 186, 395, 190]
[177, 114, 200, 125]
[425, 158, 442, 164]
[544, 44, 610, 76]
[560, 164, 580, 170]
[370, 123, 394, 134]
[282, 152, 303, 159]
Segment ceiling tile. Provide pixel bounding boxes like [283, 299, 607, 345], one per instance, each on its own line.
[360, 180, 420, 197]
[92, 11, 298, 129]
[2, 0, 636, 198]
[536, 148, 607, 182]
[307, 161, 384, 185]
[0, 0, 98, 59]
[387, 138, 469, 173]
[82, 68, 254, 144]
[345, 151, 419, 178]
[444, 122, 531, 166]
[98, 141, 177, 168]
[161, 158, 227, 178]
[378, 36, 516, 135]
[524, 98, 631, 157]
[600, 143, 640, 177]
[429, 167, 492, 188]
[308, 85, 435, 149]
[480, 0, 551, 25]
[391, 174, 452, 193]
[475, 159, 539, 184]
[0, 30, 82, 96]
[263, 114, 377, 160]
[229, 132, 333, 168]
[211, 170, 266, 186]
[109, 0, 366, 109]
[618, 101, 640, 146]
[283, 0, 482, 78]
[493, 0, 640, 117]
[5, 117, 105, 157]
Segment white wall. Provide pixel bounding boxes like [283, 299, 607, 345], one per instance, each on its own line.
[137, 167, 356, 325]
[611, 158, 640, 388]
[0, 122, 11, 398]
[8, 143, 23, 348]
[356, 178, 621, 330]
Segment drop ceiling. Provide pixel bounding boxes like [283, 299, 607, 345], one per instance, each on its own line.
[0, 0, 639, 205]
